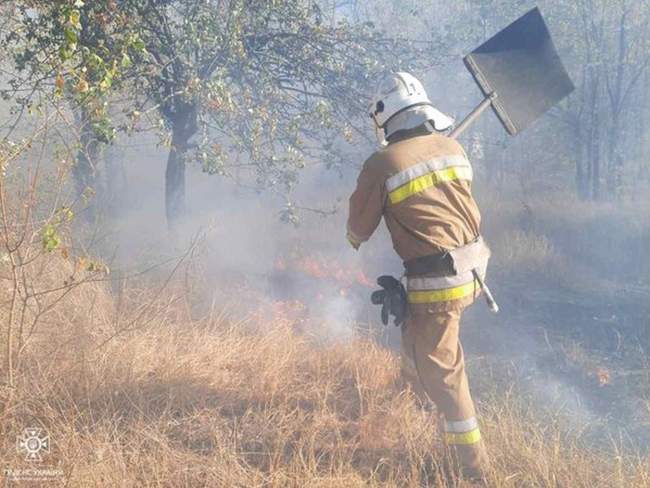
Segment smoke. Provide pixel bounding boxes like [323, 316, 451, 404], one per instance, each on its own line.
[68, 46, 649, 454]
[96, 134, 385, 342]
[92, 124, 650, 453]
[312, 294, 358, 342]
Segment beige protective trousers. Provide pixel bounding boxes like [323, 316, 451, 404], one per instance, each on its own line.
[400, 307, 486, 477]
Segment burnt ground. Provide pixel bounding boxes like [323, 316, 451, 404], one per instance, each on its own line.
[265, 265, 650, 454]
[461, 276, 650, 455]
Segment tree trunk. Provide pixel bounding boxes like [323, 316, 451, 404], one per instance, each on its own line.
[590, 107, 601, 201]
[634, 72, 648, 197]
[164, 102, 198, 227]
[104, 143, 127, 218]
[574, 123, 589, 200]
[591, 141, 600, 201]
[606, 114, 622, 201]
[165, 130, 189, 226]
[587, 71, 602, 201]
[73, 106, 103, 221]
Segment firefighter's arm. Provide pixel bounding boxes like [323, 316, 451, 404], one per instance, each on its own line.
[347, 159, 384, 250]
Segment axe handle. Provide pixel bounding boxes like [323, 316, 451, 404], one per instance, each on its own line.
[449, 92, 497, 139]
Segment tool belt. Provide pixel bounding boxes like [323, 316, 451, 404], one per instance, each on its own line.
[402, 236, 499, 313]
[371, 237, 498, 325]
[403, 251, 454, 277]
[403, 236, 490, 277]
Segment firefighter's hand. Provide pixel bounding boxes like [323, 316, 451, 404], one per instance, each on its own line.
[346, 234, 361, 250]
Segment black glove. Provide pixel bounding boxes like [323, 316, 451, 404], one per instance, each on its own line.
[370, 275, 408, 326]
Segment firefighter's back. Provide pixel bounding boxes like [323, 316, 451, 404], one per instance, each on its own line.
[375, 132, 481, 262]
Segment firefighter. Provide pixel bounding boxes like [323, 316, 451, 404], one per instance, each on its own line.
[347, 72, 491, 481]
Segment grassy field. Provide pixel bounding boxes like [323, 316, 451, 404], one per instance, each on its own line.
[1, 263, 648, 487]
[1, 142, 649, 485]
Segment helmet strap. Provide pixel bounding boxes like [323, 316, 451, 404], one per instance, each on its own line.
[425, 119, 453, 135]
[375, 125, 387, 147]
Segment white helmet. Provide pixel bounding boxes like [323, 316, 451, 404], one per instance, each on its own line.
[368, 72, 453, 132]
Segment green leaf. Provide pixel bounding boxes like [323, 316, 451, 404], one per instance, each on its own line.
[61, 207, 74, 222]
[99, 71, 113, 91]
[59, 46, 74, 61]
[88, 53, 104, 68]
[92, 119, 116, 143]
[69, 10, 81, 29]
[121, 53, 132, 69]
[42, 224, 61, 252]
[133, 38, 146, 52]
[64, 27, 78, 44]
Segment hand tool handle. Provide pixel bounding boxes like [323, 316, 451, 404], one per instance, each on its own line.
[472, 269, 500, 314]
[449, 92, 498, 139]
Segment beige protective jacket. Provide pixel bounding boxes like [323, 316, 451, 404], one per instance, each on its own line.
[347, 132, 484, 311]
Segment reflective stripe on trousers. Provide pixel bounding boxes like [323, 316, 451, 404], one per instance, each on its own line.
[401, 308, 485, 473]
[442, 416, 482, 445]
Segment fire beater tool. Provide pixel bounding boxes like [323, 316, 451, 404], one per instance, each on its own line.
[449, 7, 575, 139]
[448, 7, 574, 313]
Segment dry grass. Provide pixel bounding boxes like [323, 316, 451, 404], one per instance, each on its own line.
[2, 66, 649, 486]
[478, 190, 650, 284]
[0, 266, 648, 488]
[0, 150, 648, 485]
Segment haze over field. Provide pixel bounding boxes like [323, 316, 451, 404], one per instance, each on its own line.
[1, 1, 649, 486]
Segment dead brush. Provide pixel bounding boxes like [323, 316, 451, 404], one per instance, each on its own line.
[2, 268, 649, 487]
[1, 133, 648, 487]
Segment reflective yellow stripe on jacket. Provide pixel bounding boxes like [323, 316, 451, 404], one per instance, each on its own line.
[408, 280, 479, 303]
[407, 271, 479, 304]
[386, 154, 473, 205]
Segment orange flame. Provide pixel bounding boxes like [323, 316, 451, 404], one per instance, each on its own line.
[253, 299, 308, 325]
[274, 255, 374, 290]
[596, 368, 610, 386]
